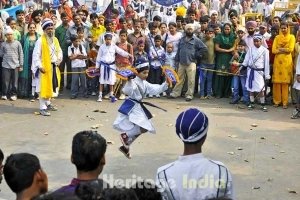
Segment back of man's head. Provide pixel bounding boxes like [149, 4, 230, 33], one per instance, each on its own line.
[72, 131, 107, 172]
[132, 181, 162, 200]
[4, 153, 46, 194]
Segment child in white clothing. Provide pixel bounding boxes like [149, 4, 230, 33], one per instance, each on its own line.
[291, 55, 300, 119]
[113, 57, 168, 159]
[95, 33, 132, 102]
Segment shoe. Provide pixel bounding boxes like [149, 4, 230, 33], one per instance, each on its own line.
[10, 96, 17, 101]
[148, 94, 153, 98]
[110, 95, 117, 103]
[230, 99, 239, 104]
[83, 94, 89, 98]
[47, 104, 58, 111]
[70, 95, 77, 99]
[291, 109, 300, 119]
[167, 94, 176, 99]
[200, 96, 205, 100]
[283, 105, 288, 109]
[248, 104, 255, 110]
[162, 92, 167, 97]
[91, 92, 97, 96]
[261, 105, 268, 112]
[1, 95, 7, 100]
[97, 96, 102, 102]
[155, 94, 160, 98]
[120, 133, 130, 147]
[30, 98, 35, 102]
[119, 146, 131, 159]
[206, 95, 213, 99]
[185, 96, 192, 101]
[119, 94, 126, 100]
[39, 109, 51, 116]
[273, 104, 279, 107]
[104, 94, 110, 99]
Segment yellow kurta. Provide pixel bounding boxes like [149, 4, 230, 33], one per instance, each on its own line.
[272, 33, 295, 84]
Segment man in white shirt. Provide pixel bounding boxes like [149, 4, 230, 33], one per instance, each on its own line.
[156, 108, 235, 200]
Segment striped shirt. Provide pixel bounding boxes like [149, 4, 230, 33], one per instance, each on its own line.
[0, 40, 24, 69]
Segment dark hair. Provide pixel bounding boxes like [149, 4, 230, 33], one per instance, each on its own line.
[153, 15, 162, 22]
[187, 9, 196, 16]
[15, 9, 25, 16]
[131, 181, 162, 200]
[119, 29, 127, 36]
[168, 22, 176, 28]
[200, 15, 210, 23]
[176, 16, 184, 22]
[148, 22, 157, 30]
[0, 148, 3, 161]
[6, 17, 15, 25]
[111, 8, 119, 15]
[34, 193, 79, 200]
[119, 17, 126, 24]
[60, 12, 67, 18]
[238, 39, 246, 46]
[77, 26, 84, 33]
[273, 16, 281, 22]
[90, 13, 98, 20]
[70, 34, 80, 42]
[49, 9, 56, 15]
[27, 22, 36, 29]
[4, 153, 41, 193]
[159, 22, 167, 28]
[104, 19, 113, 27]
[154, 35, 161, 41]
[280, 21, 288, 28]
[75, 179, 106, 200]
[72, 131, 107, 172]
[102, 187, 138, 200]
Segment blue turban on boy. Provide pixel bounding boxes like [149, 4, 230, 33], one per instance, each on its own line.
[176, 108, 209, 144]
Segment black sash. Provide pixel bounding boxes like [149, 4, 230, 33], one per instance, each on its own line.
[130, 98, 167, 119]
[51, 63, 58, 92]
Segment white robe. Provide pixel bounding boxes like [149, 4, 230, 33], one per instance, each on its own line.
[31, 36, 63, 94]
[96, 44, 130, 85]
[242, 46, 270, 92]
[113, 77, 168, 134]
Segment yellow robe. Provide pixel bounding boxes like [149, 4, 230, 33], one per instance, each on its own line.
[40, 35, 61, 98]
[272, 32, 295, 84]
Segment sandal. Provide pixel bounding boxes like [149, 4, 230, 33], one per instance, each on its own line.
[119, 146, 131, 159]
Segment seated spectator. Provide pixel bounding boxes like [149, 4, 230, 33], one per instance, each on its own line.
[131, 181, 162, 200]
[3, 153, 48, 200]
[102, 187, 138, 200]
[52, 130, 107, 196]
[0, 148, 3, 184]
[75, 179, 105, 200]
[156, 108, 235, 200]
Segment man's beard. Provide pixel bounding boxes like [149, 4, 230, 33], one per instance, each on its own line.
[46, 33, 54, 43]
[186, 32, 193, 37]
[248, 31, 255, 35]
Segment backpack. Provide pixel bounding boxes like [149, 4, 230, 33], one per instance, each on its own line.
[71, 44, 83, 54]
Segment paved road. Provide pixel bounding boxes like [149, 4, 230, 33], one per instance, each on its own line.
[0, 93, 299, 199]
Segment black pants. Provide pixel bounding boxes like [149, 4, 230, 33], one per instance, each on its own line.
[2, 68, 18, 97]
[147, 67, 162, 84]
[59, 54, 72, 90]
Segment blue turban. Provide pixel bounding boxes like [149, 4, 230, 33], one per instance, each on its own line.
[253, 34, 263, 41]
[176, 108, 209, 144]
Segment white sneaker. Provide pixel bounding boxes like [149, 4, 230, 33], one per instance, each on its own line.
[155, 94, 160, 98]
[104, 94, 110, 99]
[148, 94, 153, 98]
[91, 92, 97, 96]
[162, 92, 167, 97]
[119, 94, 126, 100]
[1, 95, 7, 100]
[10, 96, 17, 101]
[97, 96, 102, 102]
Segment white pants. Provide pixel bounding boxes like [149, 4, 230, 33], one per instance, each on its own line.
[39, 97, 51, 110]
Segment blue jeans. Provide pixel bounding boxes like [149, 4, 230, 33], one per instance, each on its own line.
[199, 64, 214, 97]
[233, 75, 249, 104]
